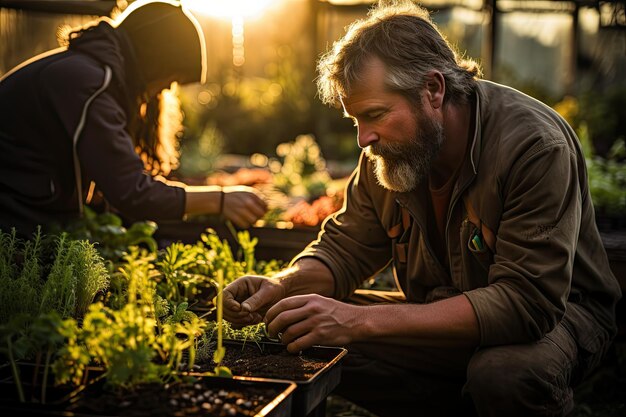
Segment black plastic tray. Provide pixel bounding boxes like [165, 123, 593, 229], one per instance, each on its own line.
[288, 344, 346, 417]
[0, 361, 103, 407]
[223, 340, 347, 417]
[0, 374, 296, 417]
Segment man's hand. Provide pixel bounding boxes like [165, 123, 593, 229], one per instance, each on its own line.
[222, 275, 286, 327]
[264, 294, 362, 353]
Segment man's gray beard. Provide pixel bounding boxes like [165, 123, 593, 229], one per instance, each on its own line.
[365, 118, 444, 193]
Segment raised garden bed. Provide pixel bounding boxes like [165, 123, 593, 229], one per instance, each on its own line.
[155, 220, 320, 262]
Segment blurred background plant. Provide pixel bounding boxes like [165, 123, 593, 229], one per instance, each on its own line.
[553, 89, 626, 224]
[266, 134, 331, 200]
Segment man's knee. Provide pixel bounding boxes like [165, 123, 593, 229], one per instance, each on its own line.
[464, 330, 577, 417]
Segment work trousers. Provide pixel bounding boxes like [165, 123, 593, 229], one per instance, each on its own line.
[334, 290, 612, 417]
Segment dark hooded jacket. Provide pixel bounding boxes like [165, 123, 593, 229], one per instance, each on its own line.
[0, 21, 185, 237]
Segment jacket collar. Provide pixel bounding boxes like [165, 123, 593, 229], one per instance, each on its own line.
[468, 86, 482, 176]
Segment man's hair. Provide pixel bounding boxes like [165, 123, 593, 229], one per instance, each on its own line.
[317, 0, 481, 107]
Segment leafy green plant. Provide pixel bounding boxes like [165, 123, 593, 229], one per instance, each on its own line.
[149, 228, 275, 312]
[0, 229, 42, 324]
[153, 229, 285, 375]
[51, 316, 91, 388]
[0, 229, 109, 324]
[0, 229, 109, 404]
[58, 206, 158, 265]
[39, 234, 109, 319]
[554, 93, 626, 221]
[163, 301, 196, 325]
[579, 125, 626, 217]
[50, 227, 285, 391]
[0, 311, 73, 404]
[202, 321, 267, 348]
[268, 134, 333, 201]
[200, 229, 257, 286]
[163, 315, 207, 373]
[156, 242, 212, 305]
[77, 250, 169, 388]
[0, 314, 32, 402]
[28, 312, 68, 403]
[57, 249, 215, 388]
[81, 302, 168, 388]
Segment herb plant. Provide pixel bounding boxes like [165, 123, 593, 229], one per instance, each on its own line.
[57, 206, 159, 265]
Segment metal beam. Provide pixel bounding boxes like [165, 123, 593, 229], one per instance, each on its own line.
[0, 0, 116, 15]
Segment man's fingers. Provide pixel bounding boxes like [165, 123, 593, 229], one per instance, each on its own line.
[240, 285, 276, 314]
[265, 295, 310, 324]
[222, 275, 283, 326]
[286, 333, 317, 354]
[222, 290, 241, 312]
[274, 315, 314, 345]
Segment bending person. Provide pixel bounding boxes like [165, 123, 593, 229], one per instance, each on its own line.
[0, 0, 267, 237]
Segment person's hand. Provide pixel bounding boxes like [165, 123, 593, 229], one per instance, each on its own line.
[222, 275, 286, 327]
[221, 185, 267, 228]
[264, 294, 361, 353]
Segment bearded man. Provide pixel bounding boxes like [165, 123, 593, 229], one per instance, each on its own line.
[222, 1, 621, 416]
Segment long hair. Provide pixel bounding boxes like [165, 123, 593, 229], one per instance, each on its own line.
[132, 86, 182, 176]
[317, 0, 481, 107]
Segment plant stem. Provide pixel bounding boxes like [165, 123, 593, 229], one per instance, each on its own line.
[224, 221, 239, 245]
[217, 269, 223, 363]
[41, 347, 53, 404]
[7, 337, 25, 403]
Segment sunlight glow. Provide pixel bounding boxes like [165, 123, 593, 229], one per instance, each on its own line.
[505, 12, 571, 47]
[183, 0, 273, 19]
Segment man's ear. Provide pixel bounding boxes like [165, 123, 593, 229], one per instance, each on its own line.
[425, 70, 445, 109]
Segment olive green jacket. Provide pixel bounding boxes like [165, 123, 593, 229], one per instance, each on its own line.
[295, 80, 621, 351]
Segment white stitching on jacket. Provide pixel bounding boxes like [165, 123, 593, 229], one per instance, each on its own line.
[72, 65, 112, 217]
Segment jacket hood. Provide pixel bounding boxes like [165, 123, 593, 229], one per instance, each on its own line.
[68, 20, 145, 111]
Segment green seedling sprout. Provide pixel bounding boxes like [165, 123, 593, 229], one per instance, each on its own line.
[212, 269, 231, 377]
[262, 322, 282, 343]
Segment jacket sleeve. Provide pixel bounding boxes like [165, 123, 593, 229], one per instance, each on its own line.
[292, 152, 393, 299]
[464, 135, 581, 346]
[76, 90, 186, 221]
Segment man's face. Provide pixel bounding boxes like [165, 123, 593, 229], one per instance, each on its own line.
[341, 57, 443, 192]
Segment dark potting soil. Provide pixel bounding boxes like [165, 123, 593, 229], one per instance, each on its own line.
[199, 342, 328, 381]
[68, 379, 282, 417]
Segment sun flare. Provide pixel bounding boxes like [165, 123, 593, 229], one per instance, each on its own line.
[183, 0, 273, 19]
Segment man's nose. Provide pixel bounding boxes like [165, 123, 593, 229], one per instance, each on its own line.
[357, 125, 379, 148]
